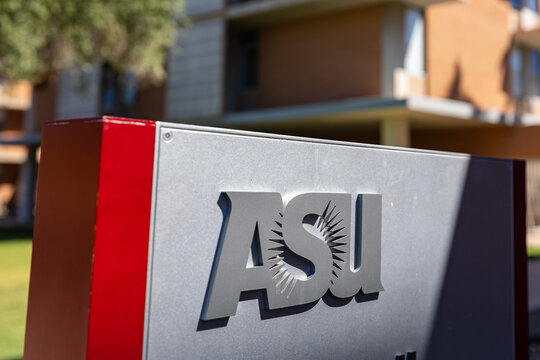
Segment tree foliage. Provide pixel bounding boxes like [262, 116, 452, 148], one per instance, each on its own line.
[0, 0, 185, 84]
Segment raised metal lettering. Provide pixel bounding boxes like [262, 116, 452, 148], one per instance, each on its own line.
[201, 192, 383, 320]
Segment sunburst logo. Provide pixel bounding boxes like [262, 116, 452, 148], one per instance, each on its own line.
[268, 201, 348, 298]
[202, 192, 383, 321]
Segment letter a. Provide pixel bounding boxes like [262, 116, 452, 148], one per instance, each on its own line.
[201, 192, 281, 320]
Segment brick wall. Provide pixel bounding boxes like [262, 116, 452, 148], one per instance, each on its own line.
[426, 0, 515, 113]
[257, 6, 383, 108]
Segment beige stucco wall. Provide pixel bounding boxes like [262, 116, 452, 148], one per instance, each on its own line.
[258, 6, 383, 109]
[426, 0, 516, 113]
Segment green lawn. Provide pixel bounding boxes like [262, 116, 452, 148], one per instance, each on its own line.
[529, 245, 540, 259]
[0, 229, 32, 360]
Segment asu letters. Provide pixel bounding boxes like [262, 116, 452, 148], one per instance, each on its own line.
[201, 192, 384, 320]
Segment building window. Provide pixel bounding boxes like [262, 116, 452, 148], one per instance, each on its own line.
[238, 31, 259, 90]
[529, 50, 540, 97]
[100, 63, 138, 117]
[510, 0, 539, 12]
[510, 47, 524, 98]
[404, 8, 425, 76]
[524, 0, 539, 12]
[228, 29, 259, 111]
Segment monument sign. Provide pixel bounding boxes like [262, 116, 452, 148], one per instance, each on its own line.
[24, 117, 528, 359]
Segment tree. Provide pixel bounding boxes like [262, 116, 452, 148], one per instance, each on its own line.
[0, 0, 185, 84]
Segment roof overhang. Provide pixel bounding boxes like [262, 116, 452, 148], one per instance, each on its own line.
[0, 146, 28, 164]
[224, 96, 540, 132]
[0, 94, 31, 111]
[227, 0, 459, 27]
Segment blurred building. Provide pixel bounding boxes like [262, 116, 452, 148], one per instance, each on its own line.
[3, 0, 540, 230]
[0, 80, 33, 224]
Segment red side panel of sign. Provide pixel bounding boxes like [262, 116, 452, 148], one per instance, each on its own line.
[24, 117, 156, 360]
[25, 120, 104, 360]
[86, 117, 155, 359]
[87, 118, 155, 359]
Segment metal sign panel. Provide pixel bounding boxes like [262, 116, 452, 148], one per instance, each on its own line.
[143, 123, 517, 359]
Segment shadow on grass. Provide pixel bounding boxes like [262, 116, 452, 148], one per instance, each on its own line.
[0, 227, 33, 242]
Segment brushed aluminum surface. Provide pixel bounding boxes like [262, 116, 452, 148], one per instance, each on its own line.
[144, 123, 515, 359]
